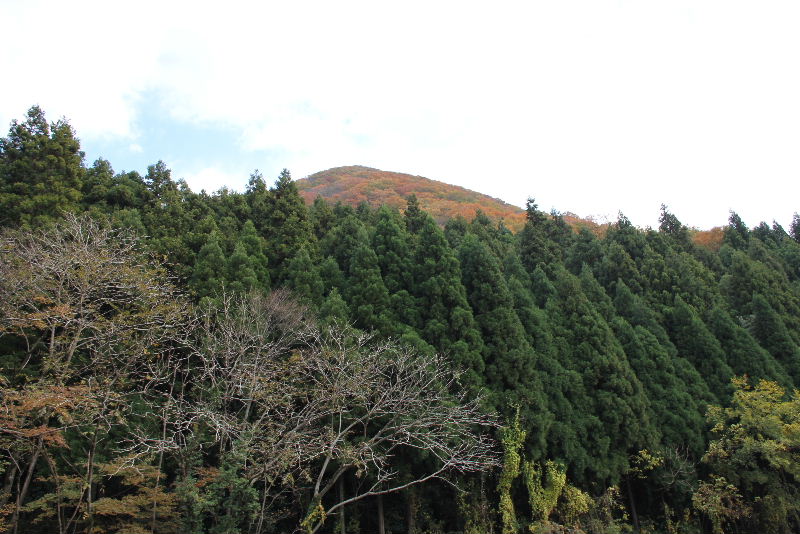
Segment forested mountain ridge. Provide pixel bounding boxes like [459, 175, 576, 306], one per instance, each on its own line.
[297, 166, 727, 249]
[3, 106, 800, 533]
[297, 165, 602, 234]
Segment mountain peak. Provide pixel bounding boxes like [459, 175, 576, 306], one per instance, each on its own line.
[296, 166, 528, 231]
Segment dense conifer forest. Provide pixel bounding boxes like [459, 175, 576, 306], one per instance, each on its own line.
[2, 106, 800, 533]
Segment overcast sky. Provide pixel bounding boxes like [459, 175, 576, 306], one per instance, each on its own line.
[2, 1, 799, 229]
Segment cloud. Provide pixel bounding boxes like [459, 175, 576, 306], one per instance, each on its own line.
[182, 166, 247, 194]
[2, 1, 799, 228]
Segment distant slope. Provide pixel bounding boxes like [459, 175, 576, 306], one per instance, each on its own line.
[297, 166, 530, 231]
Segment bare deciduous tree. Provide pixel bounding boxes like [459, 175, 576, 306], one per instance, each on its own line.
[192, 290, 500, 534]
[0, 214, 192, 534]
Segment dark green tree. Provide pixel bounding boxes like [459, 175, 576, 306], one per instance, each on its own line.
[309, 195, 336, 239]
[665, 297, 734, 401]
[403, 194, 426, 234]
[346, 242, 393, 335]
[658, 204, 692, 251]
[707, 305, 790, 387]
[458, 233, 546, 440]
[285, 246, 325, 306]
[791, 213, 800, 244]
[0, 106, 85, 227]
[237, 220, 270, 289]
[318, 287, 350, 327]
[724, 211, 750, 250]
[245, 169, 270, 232]
[565, 227, 603, 275]
[371, 205, 413, 293]
[411, 215, 485, 384]
[751, 293, 800, 383]
[546, 268, 652, 484]
[190, 230, 227, 300]
[518, 198, 561, 274]
[264, 169, 314, 283]
[226, 241, 258, 294]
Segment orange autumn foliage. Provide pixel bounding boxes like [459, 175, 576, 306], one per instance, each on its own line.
[693, 227, 725, 251]
[297, 166, 608, 234]
[297, 166, 530, 231]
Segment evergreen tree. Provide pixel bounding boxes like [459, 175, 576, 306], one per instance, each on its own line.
[372, 205, 420, 330]
[530, 266, 556, 309]
[665, 297, 734, 401]
[598, 242, 643, 294]
[226, 241, 258, 294]
[81, 158, 115, 211]
[545, 209, 574, 252]
[319, 255, 346, 295]
[346, 243, 393, 334]
[565, 227, 603, 275]
[791, 213, 800, 244]
[285, 246, 325, 306]
[321, 214, 369, 270]
[190, 230, 227, 300]
[237, 220, 270, 289]
[245, 169, 270, 232]
[658, 204, 692, 251]
[605, 212, 647, 262]
[614, 282, 714, 442]
[444, 215, 469, 249]
[751, 294, 800, 383]
[404, 193, 426, 234]
[578, 264, 615, 322]
[458, 233, 546, 440]
[610, 317, 707, 455]
[547, 268, 652, 484]
[707, 305, 790, 387]
[318, 287, 350, 327]
[724, 211, 750, 250]
[264, 169, 314, 283]
[411, 215, 485, 383]
[518, 198, 561, 274]
[0, 106, 85, 227]
[309, 195, 336, 239]
[371, 205, 413, 293]
[144, 160, 178, 200]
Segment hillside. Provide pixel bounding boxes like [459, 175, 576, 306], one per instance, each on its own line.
[6, 107, 800, 534]
[297, 166, 731, 247]
[296, 165, 531, 231]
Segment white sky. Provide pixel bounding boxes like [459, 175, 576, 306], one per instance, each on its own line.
[2, 0, 799, 229]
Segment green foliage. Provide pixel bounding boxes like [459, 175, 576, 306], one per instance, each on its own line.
[264, 169, 314, 283]
[0, 106, 85, 228]
[238, 219, 271, 288]
[346, 242, 392, 334]
[6, 105, 800, 534]
[546, 268, 652, 485]
[190, 230, 227, 300]
[701, 378, 800, 533]
[523, 460, 566, 524]
[459, 234, 531, 397]
[410, 215, 485, 382]
[499, 410, 526, 534]
[285, 246, 324, 305]
[692, 476, 750, 534]
[751, 293, 800, 382]
[665, 296, 734, 401]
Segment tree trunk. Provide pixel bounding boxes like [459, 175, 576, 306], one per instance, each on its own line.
[338, 476, 346, 534]
[12, 439, 42, 534]
[0, 462, 18, 507]
[406, 488, 416, 534]
[625, 476, 640, 534]
[377, 494, 385, 534]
